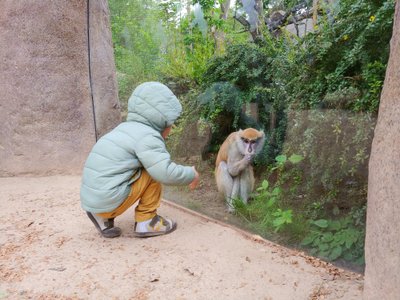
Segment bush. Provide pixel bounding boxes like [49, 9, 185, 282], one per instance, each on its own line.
[280, 109, 376, 212]
[199, 43, 286, 164]
[279, 0, 395, 112]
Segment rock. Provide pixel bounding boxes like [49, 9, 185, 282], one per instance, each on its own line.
[0, 0, 120, 176]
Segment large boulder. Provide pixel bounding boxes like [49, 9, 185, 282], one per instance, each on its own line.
[364, 1, 400, 298]
[0, 0, 121, 176]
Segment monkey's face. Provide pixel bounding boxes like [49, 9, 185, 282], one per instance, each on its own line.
[238, 128, 265, 156]
[241, 137, 259, 154]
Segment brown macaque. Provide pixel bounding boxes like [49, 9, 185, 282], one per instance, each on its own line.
[215, 128, 265, 212]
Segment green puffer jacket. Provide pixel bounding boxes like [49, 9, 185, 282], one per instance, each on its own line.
[80, 82, 195, 213]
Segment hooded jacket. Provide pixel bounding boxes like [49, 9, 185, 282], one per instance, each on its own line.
[80, 82, 195, 213]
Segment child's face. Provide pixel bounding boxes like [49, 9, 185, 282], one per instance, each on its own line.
[161, 126, 172, 139]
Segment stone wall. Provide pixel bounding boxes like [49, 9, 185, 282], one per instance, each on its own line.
[364, 1, 400, 298]
[0, 0, 121, 176]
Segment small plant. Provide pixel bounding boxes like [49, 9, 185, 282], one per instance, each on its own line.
[271, 208, 293, 232]
[236, 153, 304, 234]
[255, 179, 281, 208]
[301, 217, 365, 263]
[272, 153, 304, 171]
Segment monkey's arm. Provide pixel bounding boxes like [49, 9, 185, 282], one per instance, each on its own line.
[226, 153, 252, 177]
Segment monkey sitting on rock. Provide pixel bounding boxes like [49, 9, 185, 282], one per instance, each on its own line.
[215, 128, 265, 212]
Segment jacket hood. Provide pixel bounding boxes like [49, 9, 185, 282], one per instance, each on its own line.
[126, 82, 182, 132]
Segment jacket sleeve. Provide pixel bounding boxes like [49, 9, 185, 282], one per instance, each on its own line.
[135, 133, 195, 185]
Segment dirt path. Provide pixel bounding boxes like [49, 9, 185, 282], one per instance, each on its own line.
[0, 176, 363, 299]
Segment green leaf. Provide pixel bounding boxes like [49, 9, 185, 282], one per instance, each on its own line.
[345, 237, 355, 249]
[282, 210, 293, 222]
[319, 250, 330, 258]
[334, 232, 347, 245]
[321, 232, 334, 243]
[288, 154, 304, 164]
[275, 155, 287, 164]
[344, 228, 360, 249]
[301, 235, 317, 246]
[272, 209, 282, 217]
[328, 220, 341, 231]
[343, 252, 354, 261]
[328, 246, 343, 260]
[355, 255, 365, 265]
[273, 218, 286, 227]
[261, 180, 269, 189]
[257, 180, 269, 192]
[267, 197, 276, 207]
[340, 217, 351, 227]
[313, 219, 329, 228]
[271, 187, 281, 196]
[318, 243, 329, 251]
[329, 238, 341, 248]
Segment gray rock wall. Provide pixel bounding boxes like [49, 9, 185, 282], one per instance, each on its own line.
[364, 1, 400, 298]
[88, 0, 121, 139]
[0, 0, 120, 176]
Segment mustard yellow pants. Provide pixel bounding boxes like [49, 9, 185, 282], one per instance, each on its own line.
[97, 170, 161, 222]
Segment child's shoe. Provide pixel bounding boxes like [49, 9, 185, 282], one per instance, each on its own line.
[86, 212, 122, 238]
[134, 215, 177, 238]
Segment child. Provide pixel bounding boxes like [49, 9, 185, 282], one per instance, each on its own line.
[80, 82, 200, 238]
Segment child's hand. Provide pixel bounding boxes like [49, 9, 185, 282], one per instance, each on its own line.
[189, 167, 200, 190]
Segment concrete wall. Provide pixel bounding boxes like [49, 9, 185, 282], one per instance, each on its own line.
[364, 1, 400, 298]
[0, 0, 121, 176]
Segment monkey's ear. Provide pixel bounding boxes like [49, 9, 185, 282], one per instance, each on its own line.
[259, 130, 265, 138]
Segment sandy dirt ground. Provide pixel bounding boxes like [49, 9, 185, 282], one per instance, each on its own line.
[0, 176, 363, 300]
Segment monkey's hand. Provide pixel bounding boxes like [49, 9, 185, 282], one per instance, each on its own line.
[227, 155, 253, 176]
[245, 153, 255, 162]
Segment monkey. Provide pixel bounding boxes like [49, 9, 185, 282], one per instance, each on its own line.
[215, 128, 265, 212]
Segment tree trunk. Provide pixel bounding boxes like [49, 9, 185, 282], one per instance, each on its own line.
[251, 0, 265, 42]
[221, 0, 231, 20]
[364, 1, 400, 298]
[312, 0, 318, 26]
[214, 0, 231, 52]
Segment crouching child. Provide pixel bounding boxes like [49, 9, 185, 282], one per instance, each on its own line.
[80, 82, 199, 238]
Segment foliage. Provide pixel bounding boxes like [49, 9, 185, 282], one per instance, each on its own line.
[198, 81, 243, 132]
[199, 43, 280, 159]
[193, 0, 225, 29]
[237, 153, 366, 262]
[279, 110, 375, 211]
[264, 110, 373, 261]
[202, 43, 271, 89]
[109, 0, 217, 104]
[158, 18, 216, 84]
[278, 0, 395, 112]
[164, 86, 207, 157]
[301, 206, 366, 263]
[272, 208, 293, 232]
[272, 154, 304, 170]
[235, 155, 305, 239]
[109, 0, 164, 105]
